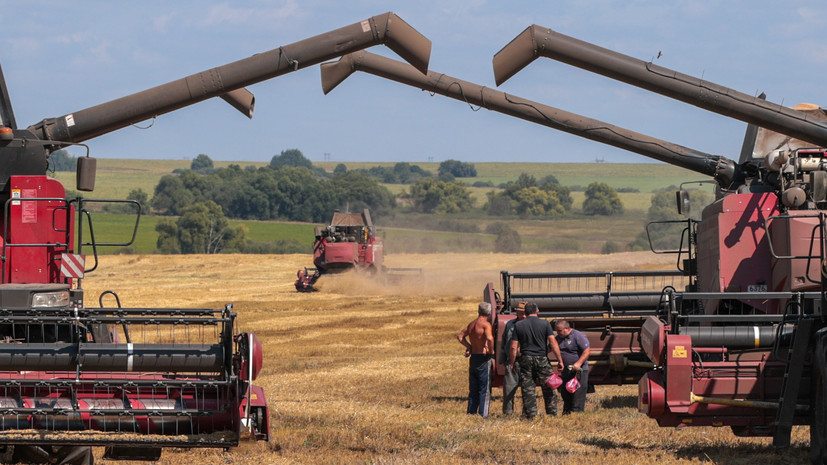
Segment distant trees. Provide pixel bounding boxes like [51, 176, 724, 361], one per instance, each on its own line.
[484, 173, 570, 217]
[438, 159, 477, 178]
[127, 188, 149, 212]
[538, 174, 573, 211]
[407, 178, 473, 214]
[191, 154, 214, 173]
[155, 201, 246, 254]
[270, 149, 312, 169]
[150, 172, 197, 216]
[487, 222, 521, 253]
[629, 187, 712, 251]
[329, 171, 397, 215]
[105, 188, 149, 214]
[49, 150, 76, 172]
[151, 162, 395, 222]
[582, 182, 623, 216]
[601, 241, 622, 254]
[356, 162, 432, 184]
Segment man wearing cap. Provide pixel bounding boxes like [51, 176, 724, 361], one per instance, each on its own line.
[457, 302, 495, 417]
[499, 302, 526, 415]
[509, 302, 564, 419]
[555, 319, 591, 414]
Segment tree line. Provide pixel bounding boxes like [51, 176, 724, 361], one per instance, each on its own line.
[138, 150, 626, 254]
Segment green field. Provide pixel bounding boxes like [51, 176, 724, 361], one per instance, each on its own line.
[52, 158, 704, 255]
[316, 161, 701, 192]
[82, 213, 319, 255]
[51, 159, 269, 199]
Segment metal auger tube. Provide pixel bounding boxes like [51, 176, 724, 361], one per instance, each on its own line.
[492, 25, 827, 147]
[321, 50, 734, 182]
[27, 12, 431, 146]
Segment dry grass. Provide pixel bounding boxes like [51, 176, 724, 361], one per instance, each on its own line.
[78, 252, 810, 464]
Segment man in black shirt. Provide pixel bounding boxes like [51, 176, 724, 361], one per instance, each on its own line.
[508, 302, 564, 419]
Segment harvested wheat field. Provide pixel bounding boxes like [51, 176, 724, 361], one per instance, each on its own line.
[79, 252, 809, 464]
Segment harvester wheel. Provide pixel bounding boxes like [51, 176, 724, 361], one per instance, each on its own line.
[10, 445, 93, 464]
[810, 335, 827, 465]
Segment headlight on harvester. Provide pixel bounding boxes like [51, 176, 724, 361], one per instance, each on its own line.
[32, 290, 71, 308]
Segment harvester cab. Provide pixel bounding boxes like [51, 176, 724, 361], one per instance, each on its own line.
[0, 12, 432, 464]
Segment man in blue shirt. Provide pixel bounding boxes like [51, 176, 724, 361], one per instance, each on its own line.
[509, 302, 564, 419]
[554, 319, 591, 414]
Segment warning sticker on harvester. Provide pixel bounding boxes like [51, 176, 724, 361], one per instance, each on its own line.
[12, 189, 38, 223]
[672, 345, 688, 358]
[60, 253, 85, 279]
[22, 189, 37, 223]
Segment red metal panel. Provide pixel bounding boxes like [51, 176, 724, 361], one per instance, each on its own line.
[664, 334, 692, 413]
[368, 237, 384, 269]
[314, 240, 357, 270]
[640, 316, 666, 365]
[6, 176, 72, 284]
[770, 210, 822, 292]
[697, 193, 778, 313]
[638, 370, 666, 417]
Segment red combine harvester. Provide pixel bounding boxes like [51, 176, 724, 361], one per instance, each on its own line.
[320, 33, 827, 460]
[0, 13, 430, 464]
[295, 209, 383, 291]
[295, 209, 422, 292]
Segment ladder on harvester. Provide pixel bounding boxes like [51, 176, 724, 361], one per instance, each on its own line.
[765, 212, 825, 447]
[773, 314, 815, 447]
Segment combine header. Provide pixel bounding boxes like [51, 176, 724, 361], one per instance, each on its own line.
[321, 27, 827, 460]
[0, 12, 431, 464]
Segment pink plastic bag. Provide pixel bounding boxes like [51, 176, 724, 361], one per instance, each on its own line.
[545, 373, 562, 390]
[565, 376, 581, 393]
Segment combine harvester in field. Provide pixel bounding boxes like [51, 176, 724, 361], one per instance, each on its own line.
[295, 208, 422, 292]
[0, 12, 430, 464]
[321, 30, 827, 461]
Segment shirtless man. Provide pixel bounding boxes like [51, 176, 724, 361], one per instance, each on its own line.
[457, 302, 495, 417]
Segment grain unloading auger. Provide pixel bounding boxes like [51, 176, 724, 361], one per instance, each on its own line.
[0, 12, 431, 464]
[323, 39, 827, 458]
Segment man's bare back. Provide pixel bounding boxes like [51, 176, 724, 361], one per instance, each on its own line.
[458, 316, 494, 355]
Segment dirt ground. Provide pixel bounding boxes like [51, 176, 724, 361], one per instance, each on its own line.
[75, 252, 809, 464]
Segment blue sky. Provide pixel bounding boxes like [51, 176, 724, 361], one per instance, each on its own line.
[1, 1, 826, 165]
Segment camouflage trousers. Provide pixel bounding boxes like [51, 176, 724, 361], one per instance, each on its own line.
[518, 355, 558, 418]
